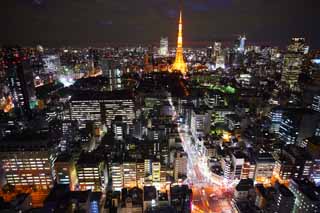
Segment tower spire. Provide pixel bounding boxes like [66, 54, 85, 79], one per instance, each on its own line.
[171, 10, 187, 75]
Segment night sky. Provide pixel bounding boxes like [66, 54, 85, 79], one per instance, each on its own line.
[1, 0, 320, 48]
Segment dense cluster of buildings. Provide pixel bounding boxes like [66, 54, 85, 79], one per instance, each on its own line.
[1, 10, 320, 213]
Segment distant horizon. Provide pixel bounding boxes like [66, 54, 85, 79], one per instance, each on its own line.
[0, 38, 309, 50]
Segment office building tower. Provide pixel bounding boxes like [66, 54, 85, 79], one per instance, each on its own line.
[254, 153, 275, 184]
[269, 107, 284, 133]
[190, 108, 211, 137]
[221, 156, 232, 183]
[312, 95, 320, 113]
[152, 161, 161, 188]
[273, 184, 295, 213]
[235, 36, 246, 53]
[232, 152, 245, 180]
[289, 179, 320, 213]
[54, 153, 77, 190]
[123, 161, 137, 188]
[283, 145, 313, 179]
[171, 11, 187, 75]
[136, 160, 145, 187]
[273, 155, 294, 184]
[281, 53, 303, 88]
[70, 90, 135, 129]
[240, 160, 256, 180]
[213, 42, 222, 57]
[174, 151, 188, 181]
[279, 113, 300, 145]
[207, 46, 213, 58]
[158, 37, 169, 57]
[215, 55, 225, 70]
[0, 131, 56, 190]
[287, 38, 309, 54]
[112, 116, 128, 141]
[76, 152, 105, 191]
[304, 136, 320, 186]
[204, 90, 225, 108]
[111, 162, 123, 191]
[2, 47, 34, 116]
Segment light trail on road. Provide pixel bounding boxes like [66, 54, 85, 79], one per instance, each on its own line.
[168, 96, 234, 213]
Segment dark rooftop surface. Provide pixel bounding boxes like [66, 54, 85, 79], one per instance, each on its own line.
[77, 151, 102, 166]
[0, 130, 55, 152]
[70, 89, 134, 101]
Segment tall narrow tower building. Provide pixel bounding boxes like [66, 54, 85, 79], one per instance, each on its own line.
[171, 11, 187, 75]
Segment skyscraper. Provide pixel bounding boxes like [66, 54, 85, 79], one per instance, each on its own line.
[171, 11, 187, 75]
[158, 37, 169, 57]
[287, 38, 309, 54]
[235, 35, 246, 53]
[213, 42, 222, 57]
[2, 47, 34, 116]
[281, 53, 303, 88]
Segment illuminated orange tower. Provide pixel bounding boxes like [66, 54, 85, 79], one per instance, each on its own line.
[171, 11, 187, 75]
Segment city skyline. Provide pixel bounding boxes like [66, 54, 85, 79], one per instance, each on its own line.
[1, 1, 320, 213]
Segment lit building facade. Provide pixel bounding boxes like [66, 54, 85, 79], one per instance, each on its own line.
[158, 37, 169, 57]
[289, 179, 320, 213]
[190, 108, 211, 137]
[281, 53, 303, 88]
[123, 162, 137, 188]
[70, 90, 135, 129]
[111, 162, 123, 191]
[0, 132, 56, 190]
[279, 114, 300, 145]
[76, 153, 105, 191]
[54, 154, 77, 190]
[174, 151, 188, 181]
[254, 153, 275, 184]
[312, 95, 320, 113]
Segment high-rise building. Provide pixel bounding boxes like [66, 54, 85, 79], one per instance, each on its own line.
[190, 108, 211, 137]
[287, 38, 309, 54]
[76, 152, 105, 191]
[0, 131, 56, 190]
[136, 160, 145, 187]
[152, 161, 161, 188]
[273, 155, 294, 184]
[279, 113, 300, 145]
[281, 53, 303, 88]
[123, 161, 137, 188]
[158, 37, 169, 57]
[269, 107, 284, 133]
[312, 95, 320, 112]
[2, 47, 34, 116]
[273, 184, 295, 213]
[206, 46, 213, 58]
[213, 42, 222, 58]
[70, 90, 135, 129]
[289, 179, 320, 213]
[235, 36, 246, 53]
[283, 145, 313, 179]
[54, 153, 77, 190]
[174, 151, 188, 181]
[232, 152, 245, 180]
[215, 55, 225, 70]
[112, 116, 128, 141]
[171, 11, 187, 75]
[254, 153, 275, 184]
[111, 162, 123, 191]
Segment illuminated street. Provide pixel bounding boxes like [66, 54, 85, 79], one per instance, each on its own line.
[170, 97, 234, 213]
